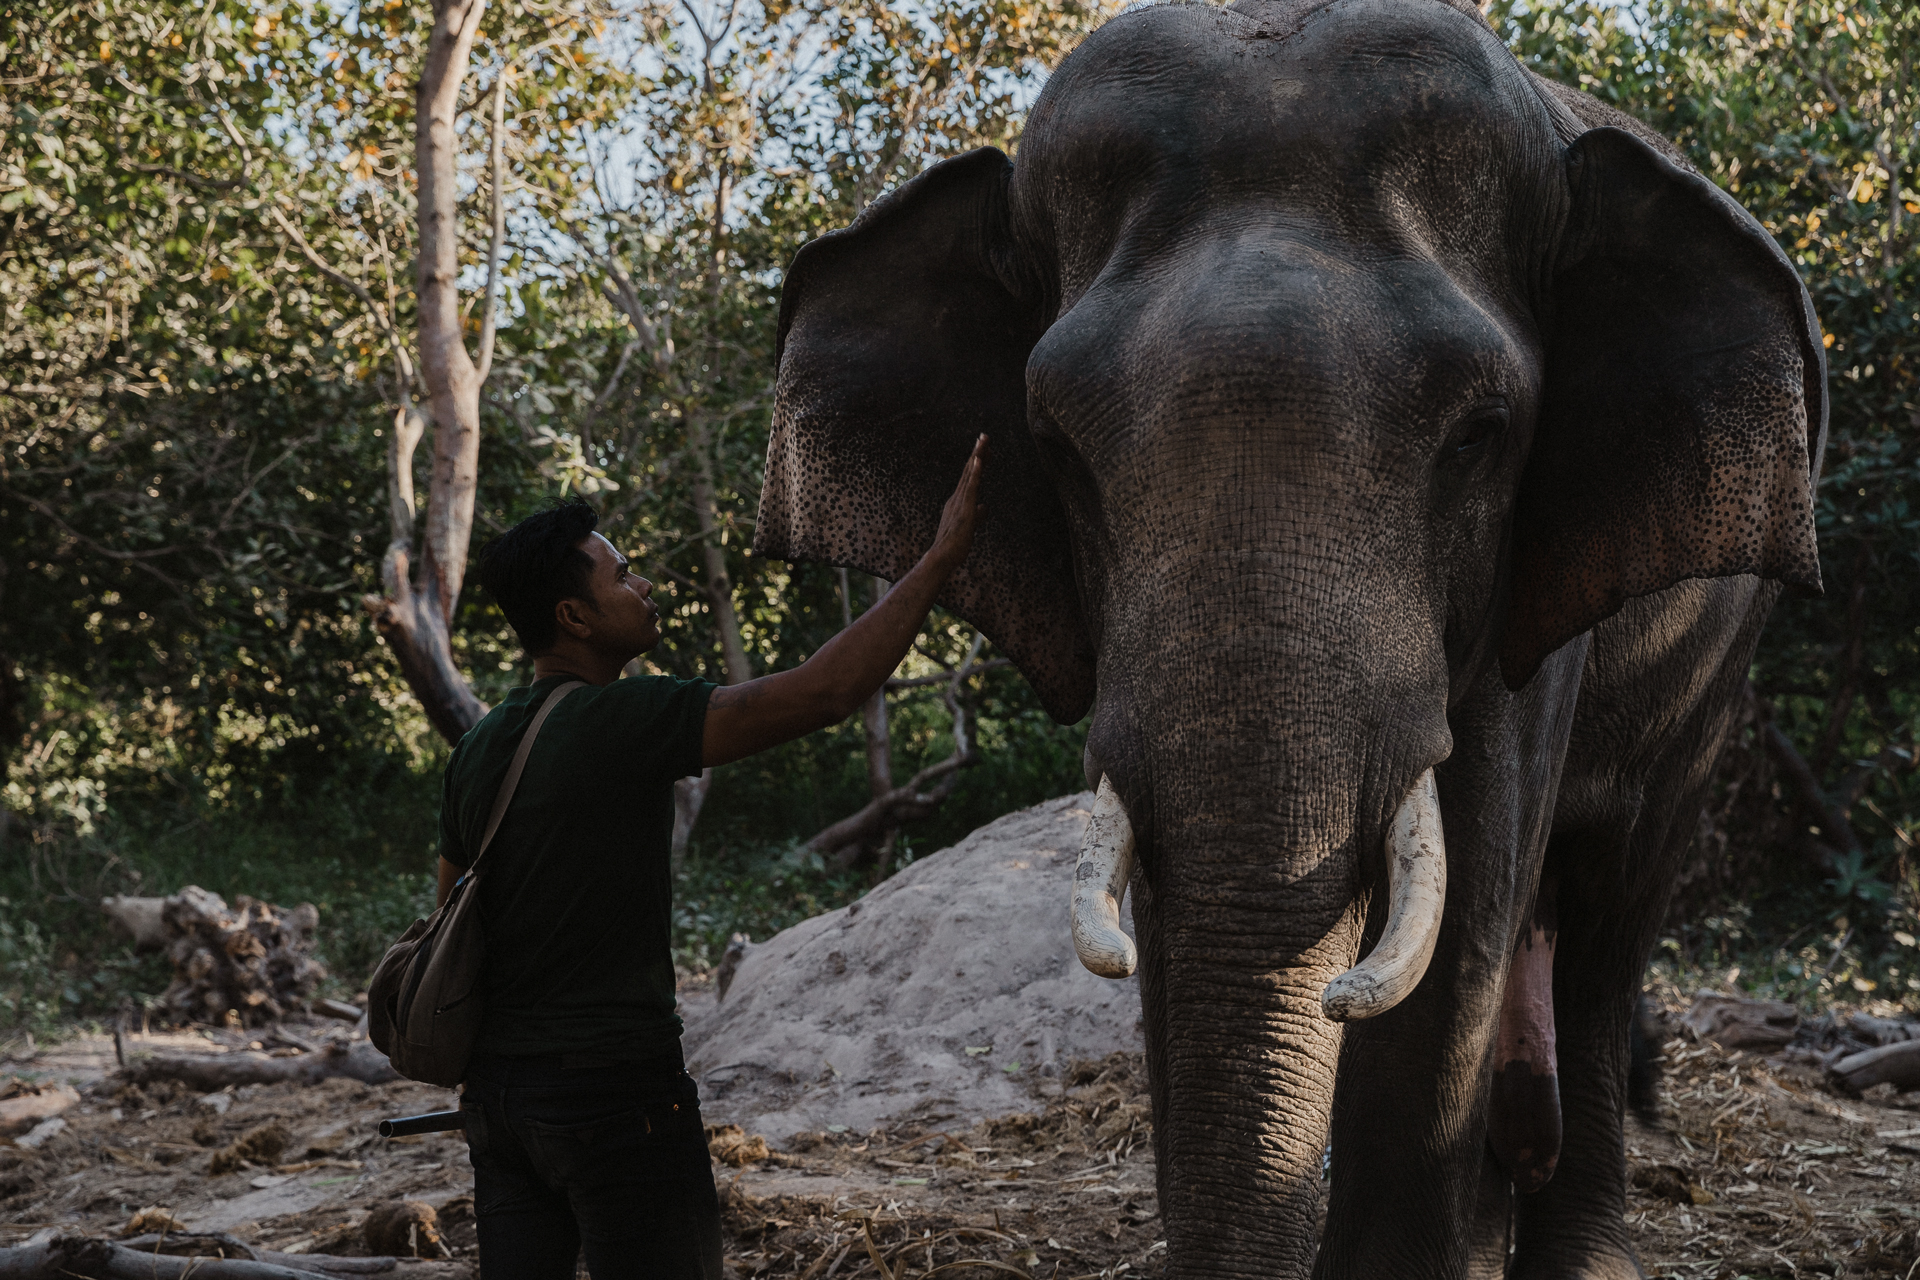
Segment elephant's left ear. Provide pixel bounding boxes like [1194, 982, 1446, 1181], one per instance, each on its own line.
[757, 148, 1095, 723]
[1501, 126, 1826, 689]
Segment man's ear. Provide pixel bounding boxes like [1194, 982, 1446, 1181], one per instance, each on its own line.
[553, 596, 593, 642]
[757, 147, 1095, 722]
[1502, 127, 1827, 688]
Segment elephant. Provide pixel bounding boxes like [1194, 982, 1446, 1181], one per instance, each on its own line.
[752, 0, 1826, 1276]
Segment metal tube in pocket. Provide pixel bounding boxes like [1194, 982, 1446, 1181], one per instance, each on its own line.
[378, 1110, 467, 1138]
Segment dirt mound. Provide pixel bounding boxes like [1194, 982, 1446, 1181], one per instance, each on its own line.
[683, 793, 1143, 1143]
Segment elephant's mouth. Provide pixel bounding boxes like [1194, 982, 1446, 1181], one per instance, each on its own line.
[1070, 768, 1449, 1023]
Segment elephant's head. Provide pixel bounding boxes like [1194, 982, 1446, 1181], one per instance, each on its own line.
[756, 0, 1822, 1272]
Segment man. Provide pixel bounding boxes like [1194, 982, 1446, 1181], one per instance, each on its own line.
[437, 437, 986, 1280]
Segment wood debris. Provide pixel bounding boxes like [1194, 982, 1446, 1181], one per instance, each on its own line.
[0, 1081, 79, 1136]
[208, 1122, 292, 1175]
[141, 886, 328, 1027]
[1680, 993, 1799, 1050]
[1625, 1032, 1920, 1277]
[362, 1200, 449, 1259]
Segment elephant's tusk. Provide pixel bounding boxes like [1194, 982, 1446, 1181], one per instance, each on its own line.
[1321, 768, 1447, 1021]
[1073, 775, 1137, 979]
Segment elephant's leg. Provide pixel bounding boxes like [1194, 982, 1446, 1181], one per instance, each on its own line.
[1315, 887, 1508, 1278]
[1316, 648, 1584, 1280]
[1511, 583, 1771, 1279]
[1465, 1143, 1514, 1280]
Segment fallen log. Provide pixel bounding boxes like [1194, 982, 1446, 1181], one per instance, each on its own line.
[0, 1083, 79, 1136]
[116, 1234, 397, 1275]
[121, 1040, 399, 1091]
[0, 1231, 394, 1278]
[1679, 993, 1797, 1050]
[314, 999, 365, 1023]
[1827, 1039, 1920, 1096]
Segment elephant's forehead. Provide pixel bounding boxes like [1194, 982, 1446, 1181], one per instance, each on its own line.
[1018, 0, 1558, 297]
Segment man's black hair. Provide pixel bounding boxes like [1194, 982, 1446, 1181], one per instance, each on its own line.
[477, 498, 600, 655]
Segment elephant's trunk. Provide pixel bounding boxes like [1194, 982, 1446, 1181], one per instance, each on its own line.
[1072, 483, 1453, 1276]
[1075, 770, 1446, 1025]
[1137, 843, 1366, 1278]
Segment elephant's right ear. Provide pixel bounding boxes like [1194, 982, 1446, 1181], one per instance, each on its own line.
[1501, 126, 1827, 688]
[757, 147, 1095, 722]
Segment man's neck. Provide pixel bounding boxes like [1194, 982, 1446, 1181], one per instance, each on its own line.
[532, 647, 625, 686]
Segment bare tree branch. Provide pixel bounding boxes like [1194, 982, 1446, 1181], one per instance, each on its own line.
[1749, 682, 1859, 873]
[475, 70, 508, 385]
[807, 635, 988, 860]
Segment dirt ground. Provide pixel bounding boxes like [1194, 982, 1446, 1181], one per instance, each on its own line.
[2, 1008, 1916, 1279]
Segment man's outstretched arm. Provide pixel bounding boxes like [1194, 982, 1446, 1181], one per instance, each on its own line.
[700, 435, 987, 769]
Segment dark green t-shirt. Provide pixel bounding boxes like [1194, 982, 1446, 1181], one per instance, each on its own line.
[438, 671, 714, 1060]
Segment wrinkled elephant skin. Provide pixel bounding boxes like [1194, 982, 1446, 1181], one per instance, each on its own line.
[754, 1, 1826, 1277]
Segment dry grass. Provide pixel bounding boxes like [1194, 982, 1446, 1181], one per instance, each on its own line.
[1621, 1037, 1919, 1278]
[1, 1031, 1914, 1278]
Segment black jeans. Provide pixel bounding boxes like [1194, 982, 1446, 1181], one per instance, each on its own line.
[461, 1053, 722, 1280]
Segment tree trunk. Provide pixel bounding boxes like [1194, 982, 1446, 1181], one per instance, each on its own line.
[861, 576, 894, 799]
[688, 434, 752, 687]
[666, 438, 746, 864]
[825, 569, 899, 870]
[1749, 682, 1859, 869]
[670, 411, 752, 864]
[670, 769, 712, 873]
[414, 0, 489, 623]
[0, 637, 20, 785]
[839, 569, 894, 802]
[809, 634, 984, 864]
[362, 0, 498, 744]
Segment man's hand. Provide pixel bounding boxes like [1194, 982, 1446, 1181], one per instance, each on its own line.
[927, 434, 987, 573]
[700, 436, 990, 768]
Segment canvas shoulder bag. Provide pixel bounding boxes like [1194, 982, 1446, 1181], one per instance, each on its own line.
[367, 680, 584, 1086]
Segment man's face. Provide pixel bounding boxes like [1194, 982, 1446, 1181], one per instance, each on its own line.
[570, 532, 661, 655]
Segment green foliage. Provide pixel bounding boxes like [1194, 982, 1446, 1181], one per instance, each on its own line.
[672, 846, 870, 972]
[15, 0, 1910, 1030]
[0, 766, 444, 1030]
[1651, 898, 1920, 1010]
[0, 906, 171, 1038]
[1490, 0, 1919, 997]
[0, 0, 1104, 1028]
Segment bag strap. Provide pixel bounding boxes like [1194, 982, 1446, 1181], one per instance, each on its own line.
[468, 680, 585, 874]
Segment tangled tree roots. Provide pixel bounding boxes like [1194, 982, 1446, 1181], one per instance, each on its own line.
[138, 887, 327, 1026]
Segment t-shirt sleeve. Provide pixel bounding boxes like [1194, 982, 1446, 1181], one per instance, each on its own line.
[438, 753, 471, 871]
[611, 675, 717, 782]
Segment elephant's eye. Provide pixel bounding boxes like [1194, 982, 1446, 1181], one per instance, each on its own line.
[1446, 404, 1508, 465]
